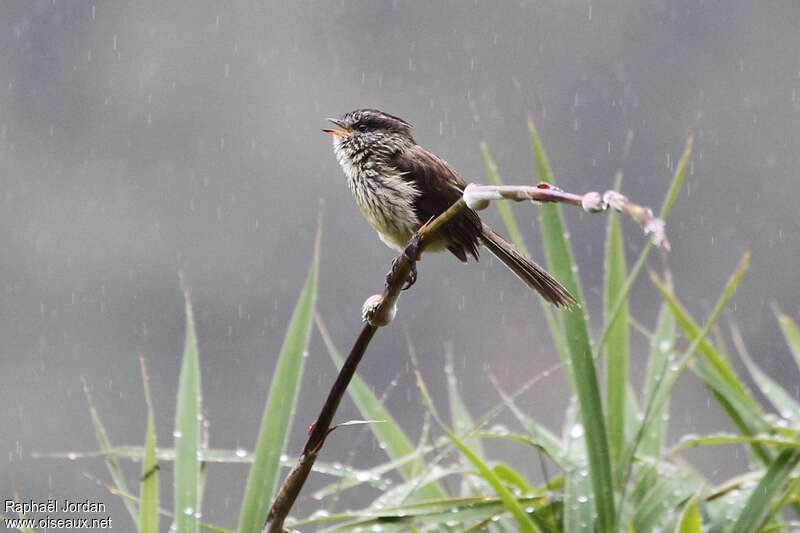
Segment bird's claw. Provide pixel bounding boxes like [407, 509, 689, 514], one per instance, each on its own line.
[385, 259, 418, 290]
[402, 263, 417, 290]
[385, 259, 397, 287]
[384, 234, 422, 290]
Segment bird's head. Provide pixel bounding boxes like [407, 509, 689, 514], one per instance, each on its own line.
[323, 109, 415, 154]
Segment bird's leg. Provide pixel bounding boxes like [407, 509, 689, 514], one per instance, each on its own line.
[403, 263, 417, 290]
[385, 259, 418, 290]
[385, 234, 422, 290]
[385, 259, 397, 286]
[400, 233, 421, 290]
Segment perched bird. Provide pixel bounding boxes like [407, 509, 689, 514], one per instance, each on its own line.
[324, 108, 575, 307]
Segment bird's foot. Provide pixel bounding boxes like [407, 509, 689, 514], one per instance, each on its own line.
[402, 263, 417, 290]
[400, 234, 421, 290]
[404, 233, 422, 262]
[385, 260, 418, 290]
[385, 233, 421, 290]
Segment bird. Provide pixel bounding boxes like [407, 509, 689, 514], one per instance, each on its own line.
[323, 108, 576, 307]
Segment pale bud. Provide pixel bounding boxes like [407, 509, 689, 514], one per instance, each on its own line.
[581, 191, 605, 213]
[463, 183, 491, 211]
[362, 294, 397, 326]
[603, 190, 628, 212]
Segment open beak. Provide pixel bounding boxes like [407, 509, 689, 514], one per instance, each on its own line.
[322, 118, 352, 136]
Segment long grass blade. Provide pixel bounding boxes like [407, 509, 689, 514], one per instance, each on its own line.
[444, 345, 485, 461]
[488, 375, 566, 469]
[174, 289, 202, 533]
[562, 401, 594, 533]
[633, 471, 700, 532]
[139, 358, 159, 533]
[669, 433, 800, 453]
[651, 256, 773, 467]
[774, 305, 800, 367]
[730, 320, 800, 422]
[237, 234, 319, 533]
[616, 252, 749, 506]
[596, 136, 693, 356]
[81, 378, 140, 527]
[675, 496, 701, 533]
[731, 448, 800, 533]
[527, 112, 614, 533]
[415, 371, 538, 533]
[639, 295, 676, 458]
[604, 207, 629, 466]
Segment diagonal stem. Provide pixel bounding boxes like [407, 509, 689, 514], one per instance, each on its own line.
[262, 183, 665, 532]
[263, 199, 469, 532]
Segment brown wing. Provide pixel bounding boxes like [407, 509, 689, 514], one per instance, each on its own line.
[389, 144, 482, 262]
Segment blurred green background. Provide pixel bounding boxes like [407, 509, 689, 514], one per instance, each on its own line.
[2, 1, 799, 529]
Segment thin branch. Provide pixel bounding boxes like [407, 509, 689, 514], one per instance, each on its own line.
[463, 182, 669, 249]
[262, 182, 666, 532]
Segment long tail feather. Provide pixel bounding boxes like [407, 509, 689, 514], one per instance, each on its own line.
[479, 224, 577, 308]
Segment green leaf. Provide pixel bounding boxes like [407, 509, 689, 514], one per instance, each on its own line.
[487, 384, 565, 469]
[310, 448, 445, 501]
[650, 255, 773, 467]
[174, 290, 202, 533]
[704, 475, 756, 531]
[494, 463, 534, 495]
[733, 324, 800, 422]
[237, 241, 319, 533]
[659, 136, 693, 221]
[139, 359, 159, 533]
[415, 372, 538, 533]
[596, 136, 692, 356]
[448, 434, 537, 532]
[774, 306, 800, 368]
[81, 378, 140, 527]
[309, 496, 543, 532]
[367, 466, 463, 511]
[445, 347, 490, 499]
[646, 252, 750, 416]
[669, 433, 800, 453]
[527, 112, 615, 533]
[732, 448, 800, 533]
[562, 401, 594, 533]
[633, 466, 701, 532]
[475, 432, 563, 469]
[80, 480, 235, 533]
[318, 316, 447, 502]
[445, 347, 485, 460]
[669, 305, 762, 424]
[604, 207, 629, 466]
[617, 253, 750, 494]
[624, 385, 641, 449]
[767, 474, 800, 524]
[639, 299, 676, 458]
[675, 496, 701, 533]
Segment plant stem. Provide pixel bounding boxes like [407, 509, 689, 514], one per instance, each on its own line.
[262, 183, 665, 532]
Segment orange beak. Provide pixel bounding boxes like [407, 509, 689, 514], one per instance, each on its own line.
[322, 118, 352, 136]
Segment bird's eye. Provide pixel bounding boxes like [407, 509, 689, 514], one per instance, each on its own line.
[357, 123, 368, 132]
